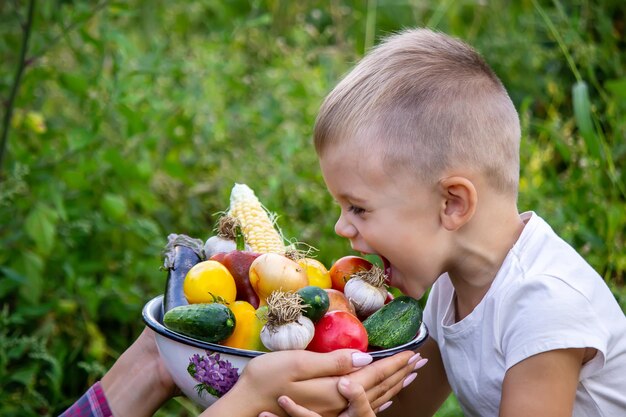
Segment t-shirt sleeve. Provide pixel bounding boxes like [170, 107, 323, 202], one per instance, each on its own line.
[499, 274, 608, 377]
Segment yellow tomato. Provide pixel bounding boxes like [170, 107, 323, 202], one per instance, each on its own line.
[221, 301, 268, 351]
[297, 258, 332, 289]
[183, 260, 237, 304]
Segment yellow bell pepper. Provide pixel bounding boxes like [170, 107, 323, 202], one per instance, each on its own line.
[222, 301, 268, 351]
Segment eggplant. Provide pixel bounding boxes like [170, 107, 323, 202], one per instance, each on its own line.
[162, 233, 205, 313]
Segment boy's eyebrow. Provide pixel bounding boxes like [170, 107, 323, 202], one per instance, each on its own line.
[338, 192, 367, 203]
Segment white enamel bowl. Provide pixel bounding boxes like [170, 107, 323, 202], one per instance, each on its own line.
[142, 295, 428, 409]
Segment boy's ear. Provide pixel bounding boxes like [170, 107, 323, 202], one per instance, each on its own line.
[438, 176, 477, 231]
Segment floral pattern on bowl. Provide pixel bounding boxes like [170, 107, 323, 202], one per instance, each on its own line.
[188, 352, 239, 398]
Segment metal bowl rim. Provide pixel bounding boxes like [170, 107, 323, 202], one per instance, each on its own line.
[142, 295, 428, 359]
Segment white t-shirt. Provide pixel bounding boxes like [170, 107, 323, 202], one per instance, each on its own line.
[423, 212, 626, 417]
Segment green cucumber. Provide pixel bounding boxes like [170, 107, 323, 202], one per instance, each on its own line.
[297, 286, 330, 322]
[163, 303, 236, 343]
[362, 295, 422, 349]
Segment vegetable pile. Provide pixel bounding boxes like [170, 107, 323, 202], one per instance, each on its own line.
[161, 183, 422, 353]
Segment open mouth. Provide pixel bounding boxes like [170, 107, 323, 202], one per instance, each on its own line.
[380, 255, 392, 285]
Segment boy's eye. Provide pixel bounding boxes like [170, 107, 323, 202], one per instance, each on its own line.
[348, 205, 365, 215]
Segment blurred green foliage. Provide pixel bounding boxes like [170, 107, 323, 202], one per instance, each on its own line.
[1, 1, 624, 416]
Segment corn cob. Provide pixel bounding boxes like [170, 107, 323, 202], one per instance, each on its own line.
[228, 183, 285, 254]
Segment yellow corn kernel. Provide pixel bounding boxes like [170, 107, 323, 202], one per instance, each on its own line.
[228, 183, 285, 254]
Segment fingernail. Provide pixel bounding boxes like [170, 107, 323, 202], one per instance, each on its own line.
[277, 396, 290, 407]
[408, 353, 422, 364]
[379, 401, 393, 412]
[352, 352, 373, 367]
[402, 372, 417, 388]
[413, 358, 428, 370]
[338, 377, 350, 390]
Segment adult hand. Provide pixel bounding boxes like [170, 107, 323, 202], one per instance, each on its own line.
[245, 349, 424, 417]
[208, 348, 373, 416]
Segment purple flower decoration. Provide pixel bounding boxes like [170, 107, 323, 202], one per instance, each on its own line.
[187, 352, 240, 398]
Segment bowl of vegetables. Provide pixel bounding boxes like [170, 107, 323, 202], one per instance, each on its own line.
[142, 183, 428, 408]
[143, 294, 427, 408]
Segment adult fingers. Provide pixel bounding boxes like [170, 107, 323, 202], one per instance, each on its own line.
[337, 378, 376, 417]
[348, 350, 416, 392]
[364, 356, 428, 410]
[367, 371, 415, 410]
[275, 349, 375, 380]
[342, 351, 424, 408]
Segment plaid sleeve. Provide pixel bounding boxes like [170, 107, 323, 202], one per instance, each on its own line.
[58, 381, 113, 417]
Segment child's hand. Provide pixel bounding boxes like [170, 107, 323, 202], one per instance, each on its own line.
[261, 377, 379, 417]
[260, 372, 408, 417]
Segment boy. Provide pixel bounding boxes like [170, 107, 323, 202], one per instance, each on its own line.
[270, 28, 626, 417]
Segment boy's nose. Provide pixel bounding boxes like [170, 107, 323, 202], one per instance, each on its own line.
[335, 213, 358, 239]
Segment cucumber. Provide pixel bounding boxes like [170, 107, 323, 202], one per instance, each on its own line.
[362, 295, 422, 349]
[297, 286, 330, 322]
[162, 234, 205, 313]
[163, 303, 236, 343]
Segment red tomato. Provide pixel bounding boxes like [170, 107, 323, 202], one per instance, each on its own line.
[329, 256, 373, 292]
[307, 311, 368, 353]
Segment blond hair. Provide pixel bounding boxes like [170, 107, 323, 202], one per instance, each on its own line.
[314, 28, 521, 196]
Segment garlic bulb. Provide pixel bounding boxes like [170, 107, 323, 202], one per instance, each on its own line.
[203, 235, 238, 258]
[203, 215, 251, 258]
[344, 266, 388, 318]
[261, 315, 315, 351]
[259, 291, 315, 351]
